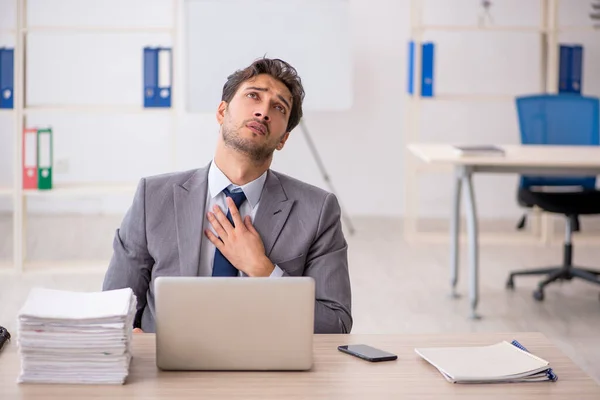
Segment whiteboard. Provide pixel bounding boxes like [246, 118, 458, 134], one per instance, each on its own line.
[184, 0, 352, 113]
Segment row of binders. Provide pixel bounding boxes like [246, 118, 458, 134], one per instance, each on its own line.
[406, 42, 587, 97]
[144, 47, 172, 108]
[0, 47, 171, 109]
[407, 41, 435, 97]
[23, 128, 53, 190]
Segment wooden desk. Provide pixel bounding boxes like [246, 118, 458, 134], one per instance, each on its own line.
[1, 332, 599, 399]
[408, 143, 600, 318]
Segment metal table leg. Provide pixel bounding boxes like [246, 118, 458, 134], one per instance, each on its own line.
[462, 168, 481, 319]
[450, 167, 463, 299]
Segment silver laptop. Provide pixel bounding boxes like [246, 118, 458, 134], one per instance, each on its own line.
[154, 276, 315, 371]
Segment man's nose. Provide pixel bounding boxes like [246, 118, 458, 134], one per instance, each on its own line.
[254, 107, 270, 121]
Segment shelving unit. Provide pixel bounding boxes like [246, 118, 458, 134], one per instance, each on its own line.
[404, 0, 600, 245]
[4, 0, 181, 274]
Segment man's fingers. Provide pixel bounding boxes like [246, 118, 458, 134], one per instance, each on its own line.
[212, 205, 235, 236]
[207, 209, 229, 239]
[205, 229, 225, 251]
[227, 197, 245, 229]
[244, 216, 258, 235]
[133, 328, 144, 334]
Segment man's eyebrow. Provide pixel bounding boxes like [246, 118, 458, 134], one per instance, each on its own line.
[245, 86, 268, 92]
[245, 86, 291, 111]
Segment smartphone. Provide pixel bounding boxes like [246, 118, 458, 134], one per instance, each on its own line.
[337, 344, 397, 362]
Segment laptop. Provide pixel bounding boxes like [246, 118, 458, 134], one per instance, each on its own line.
[154, 276, 315, 371]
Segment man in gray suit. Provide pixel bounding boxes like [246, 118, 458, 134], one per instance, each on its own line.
[103, 57, 352, 334]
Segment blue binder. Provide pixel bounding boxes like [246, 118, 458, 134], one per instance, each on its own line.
[558, 45, 571, 94]
[0, 48, 14, 109]
[407, 41, 415, 95]
[143, 47, 172, 108]
[569, 45, 583, 94]
[421, 42, 435, 97]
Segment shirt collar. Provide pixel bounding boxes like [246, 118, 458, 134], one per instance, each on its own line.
[208, 160, 267, 208]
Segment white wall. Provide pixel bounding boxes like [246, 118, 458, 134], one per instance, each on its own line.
[0, 0, 599, 218]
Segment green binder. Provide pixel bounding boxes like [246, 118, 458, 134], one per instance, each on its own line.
[37, 128, 53, 190]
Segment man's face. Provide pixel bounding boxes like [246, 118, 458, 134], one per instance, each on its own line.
[217, 74, 293, 162]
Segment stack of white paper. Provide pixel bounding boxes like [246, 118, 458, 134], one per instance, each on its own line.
[16, 287, 137, 385]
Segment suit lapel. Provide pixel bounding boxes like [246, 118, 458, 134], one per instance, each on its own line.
[254, 171, 294, 257]
[174, 165, 209, 276]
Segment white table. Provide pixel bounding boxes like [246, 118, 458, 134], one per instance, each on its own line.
[408, 144, 600, 318]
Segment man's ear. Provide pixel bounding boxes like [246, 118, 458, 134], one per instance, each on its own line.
[276, 132, 291, 151]
[216, 101, 228, 125]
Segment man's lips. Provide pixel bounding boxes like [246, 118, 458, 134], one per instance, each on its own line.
[246, 122, 267, 136]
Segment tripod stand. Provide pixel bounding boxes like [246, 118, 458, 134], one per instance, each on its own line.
[298, 120, 355, 235]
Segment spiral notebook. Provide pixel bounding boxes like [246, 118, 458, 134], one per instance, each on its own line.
[415, 340, 558, 384]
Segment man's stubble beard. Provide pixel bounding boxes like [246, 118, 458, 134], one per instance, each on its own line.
[221, 120, 281, 163]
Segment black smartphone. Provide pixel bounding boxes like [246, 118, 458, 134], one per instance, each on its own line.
[337, 344, 397, 362]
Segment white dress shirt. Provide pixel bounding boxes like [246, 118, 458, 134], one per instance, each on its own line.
[198, 160, 284, 277]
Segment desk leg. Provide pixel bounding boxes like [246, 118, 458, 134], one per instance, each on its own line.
[450, 168, 462, 299]
[462, 169, 481, 320]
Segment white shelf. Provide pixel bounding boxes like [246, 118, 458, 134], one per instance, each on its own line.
[556, 26, 600, 32]
[22, 26, 174, 34]
[23, 260, 109, 275]
[24, 183, 137, 197]
[0, 260, 110, 275]
[0, 109, 15, 112]
[413, 25, 600, 34]
[411, 94, 518, 102]
[0, 188, 14, 196]
[413, 25, 543, 33]
[24, 105, 172, 114]
[0, 29, 16, 34]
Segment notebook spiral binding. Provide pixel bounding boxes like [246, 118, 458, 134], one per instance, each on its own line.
[511, 340, 558, 382]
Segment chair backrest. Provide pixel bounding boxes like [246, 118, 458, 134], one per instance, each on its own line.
[516, 94, 600, 189]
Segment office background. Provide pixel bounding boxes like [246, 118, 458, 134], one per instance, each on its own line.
[1, 0, 599, 384]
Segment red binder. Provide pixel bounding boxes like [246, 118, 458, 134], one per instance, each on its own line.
[23, 128, 38, 189]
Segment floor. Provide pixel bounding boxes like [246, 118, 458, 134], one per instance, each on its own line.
[0, 215, 599, 383]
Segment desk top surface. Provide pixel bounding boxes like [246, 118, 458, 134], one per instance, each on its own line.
[408, 144, 600, 168]
[1, 332, 599, 399]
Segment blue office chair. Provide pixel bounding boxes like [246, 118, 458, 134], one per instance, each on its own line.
[506, 94, 600, 301]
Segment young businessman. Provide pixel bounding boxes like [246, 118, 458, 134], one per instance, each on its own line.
[102, 57, 352, 334]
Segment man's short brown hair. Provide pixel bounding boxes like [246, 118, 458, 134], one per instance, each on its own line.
[221, 57, 305, 132]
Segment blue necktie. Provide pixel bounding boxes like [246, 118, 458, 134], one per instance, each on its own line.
[212, 188, 247, 277]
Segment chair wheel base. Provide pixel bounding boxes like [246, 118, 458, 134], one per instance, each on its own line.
[533, 289, 544, 301]
[506, 277, 515, 290]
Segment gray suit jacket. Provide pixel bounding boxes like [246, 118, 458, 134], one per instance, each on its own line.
[102, 165, 352, 334]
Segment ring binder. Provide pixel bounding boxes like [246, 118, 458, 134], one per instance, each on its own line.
[37, 128, 53, 190]
[0, 48, 14, 109]
[510, 340, 558, 382]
